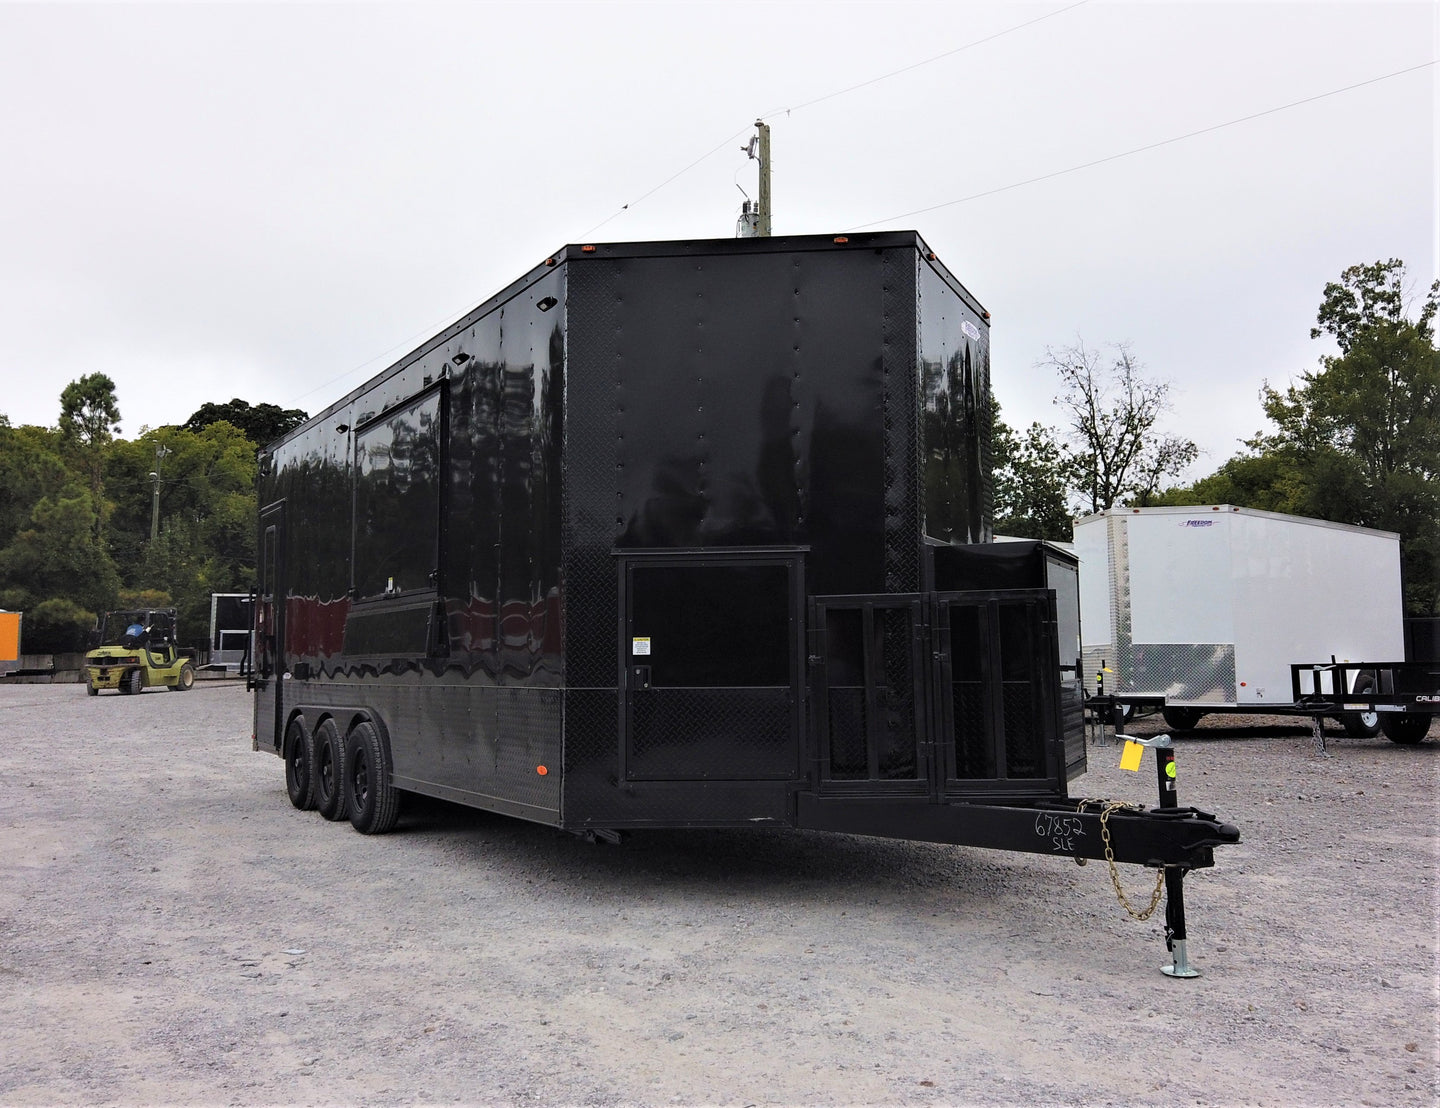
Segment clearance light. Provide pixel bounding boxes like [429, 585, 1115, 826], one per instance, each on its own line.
[536, 765, 549, 776]
[833, 236, 849, 244]
[581, 245, 597, 253]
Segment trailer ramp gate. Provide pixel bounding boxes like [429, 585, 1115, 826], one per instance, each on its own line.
[803, 589, 1235, 870]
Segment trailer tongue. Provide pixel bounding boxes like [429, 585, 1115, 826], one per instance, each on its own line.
[251, 231, 1239, 975]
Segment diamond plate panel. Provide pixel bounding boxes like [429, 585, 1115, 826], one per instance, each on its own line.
[1128, 643, 1237, 702]
[559, 687, 618, 815]
[628, 688, 794, 780]
[1108, 513, 1134, 691]
[495, 687, 563, 815]
[825, 687, 868, 780]
[877, 605, 920, 779]
[1001, 682, 1042, 778]
[561, 260, 621, 694]
[950, 680, 992, 778]
[882, 250, 921, 594]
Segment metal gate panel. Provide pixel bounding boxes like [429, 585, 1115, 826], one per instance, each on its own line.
[810, 588, 1063, 800]
[933, 590, 1061, 794]
[810, 595, 929, 795]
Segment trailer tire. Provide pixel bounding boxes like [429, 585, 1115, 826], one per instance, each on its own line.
[345, 721, 399, 835]
[168, 662, 195, 692]
[1340, 676, 1381, 738]
[1381, 714, 1431, 745]
[284, 718, 316, 811]
[313, 719, 348, 821]
[123, 669, 143, 695]
[1161, 706, 1205, 732]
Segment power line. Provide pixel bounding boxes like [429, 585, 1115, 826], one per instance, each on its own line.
[578, 126, 755, 241]
[845, 59, 1437, 231]
[758, 1, 1090, 121]
[289, 7, 1094, 405]
[578, 2, 1091, 240]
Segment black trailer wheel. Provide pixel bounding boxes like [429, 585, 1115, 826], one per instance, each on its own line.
[1339, 676, 1381, 738]
[284, 718, 316, 811]
[344, 721, 400, 835]
[1381, 714, 1432, 745]
[168, 662, 195, 692]
[313, 720, 348, 821]
[1161, 706, 1205, 732]
[123, 669, 143, 695]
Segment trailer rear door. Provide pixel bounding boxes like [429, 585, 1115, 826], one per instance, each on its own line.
[619, 550, 804, 783]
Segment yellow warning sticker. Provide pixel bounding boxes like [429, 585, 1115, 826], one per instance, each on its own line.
[1119, 741, 1144, 772]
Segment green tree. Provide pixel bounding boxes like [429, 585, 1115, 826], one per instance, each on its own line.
[21, 598, 97, 655]
[1162, 259, 1438, 613]
[0, 421, 72, 545]
[1040, 340, 1197, 513]
[106, 422, 259, 637]
[184, 399, 307, 446]
[991, 400, 1074, 540]
[1262, 259, 1439, 613]
[58, 373, 122, 506]
[0, 486, 120, 614]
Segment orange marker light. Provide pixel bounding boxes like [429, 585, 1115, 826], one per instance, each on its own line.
[536, 765, 548, 776]
[581, 245, 597, 253]
[833, 236, 849, 244]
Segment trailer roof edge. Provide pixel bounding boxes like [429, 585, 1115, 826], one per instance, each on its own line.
[263, 230, 985, 454]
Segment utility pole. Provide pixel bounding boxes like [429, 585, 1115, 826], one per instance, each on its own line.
[737, 120, 773, 238]
[149, 445, 168, 543]
[755, 119, 771, 237]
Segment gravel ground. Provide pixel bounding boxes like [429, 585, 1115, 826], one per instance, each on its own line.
[0, 682, 1435, 1106]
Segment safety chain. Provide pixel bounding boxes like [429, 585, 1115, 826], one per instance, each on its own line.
[1077, 798, 1167, 922]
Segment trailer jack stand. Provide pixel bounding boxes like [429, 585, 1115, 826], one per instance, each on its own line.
[1160, 866, 1200, 979]
[1137, 735, 1205, 979]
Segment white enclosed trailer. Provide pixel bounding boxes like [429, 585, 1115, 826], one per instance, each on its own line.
[1074, 506, 1404, 730]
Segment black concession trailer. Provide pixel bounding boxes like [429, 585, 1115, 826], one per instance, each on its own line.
[252, 231, 1237, 971]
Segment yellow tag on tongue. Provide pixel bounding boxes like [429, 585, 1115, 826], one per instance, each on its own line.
[1119, 741, 1144, 772]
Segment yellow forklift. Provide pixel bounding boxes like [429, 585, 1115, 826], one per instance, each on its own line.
[84, 608, 195, 695]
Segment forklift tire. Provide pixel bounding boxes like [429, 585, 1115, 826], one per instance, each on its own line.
[1381, 714, 1432, 745]
[1161, 706, 1205, 732]
[124, 669, 143, 695]
[1340, 676, 1381, 738]
[313, 720, 348, 821]
[285, 719, 316, 811]
[168, 662, 195, 692]
[86, 681, 98, 696]
[345, 721, 400, 835]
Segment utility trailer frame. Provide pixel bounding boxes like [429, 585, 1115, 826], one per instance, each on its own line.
[251, 231, 1237, 972]
[1292, 661, 1440, 750]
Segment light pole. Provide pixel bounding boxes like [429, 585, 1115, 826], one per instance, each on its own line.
[149, 445, 169, 543]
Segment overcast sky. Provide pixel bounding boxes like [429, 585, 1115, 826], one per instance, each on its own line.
[0, 1, 1433, 485]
